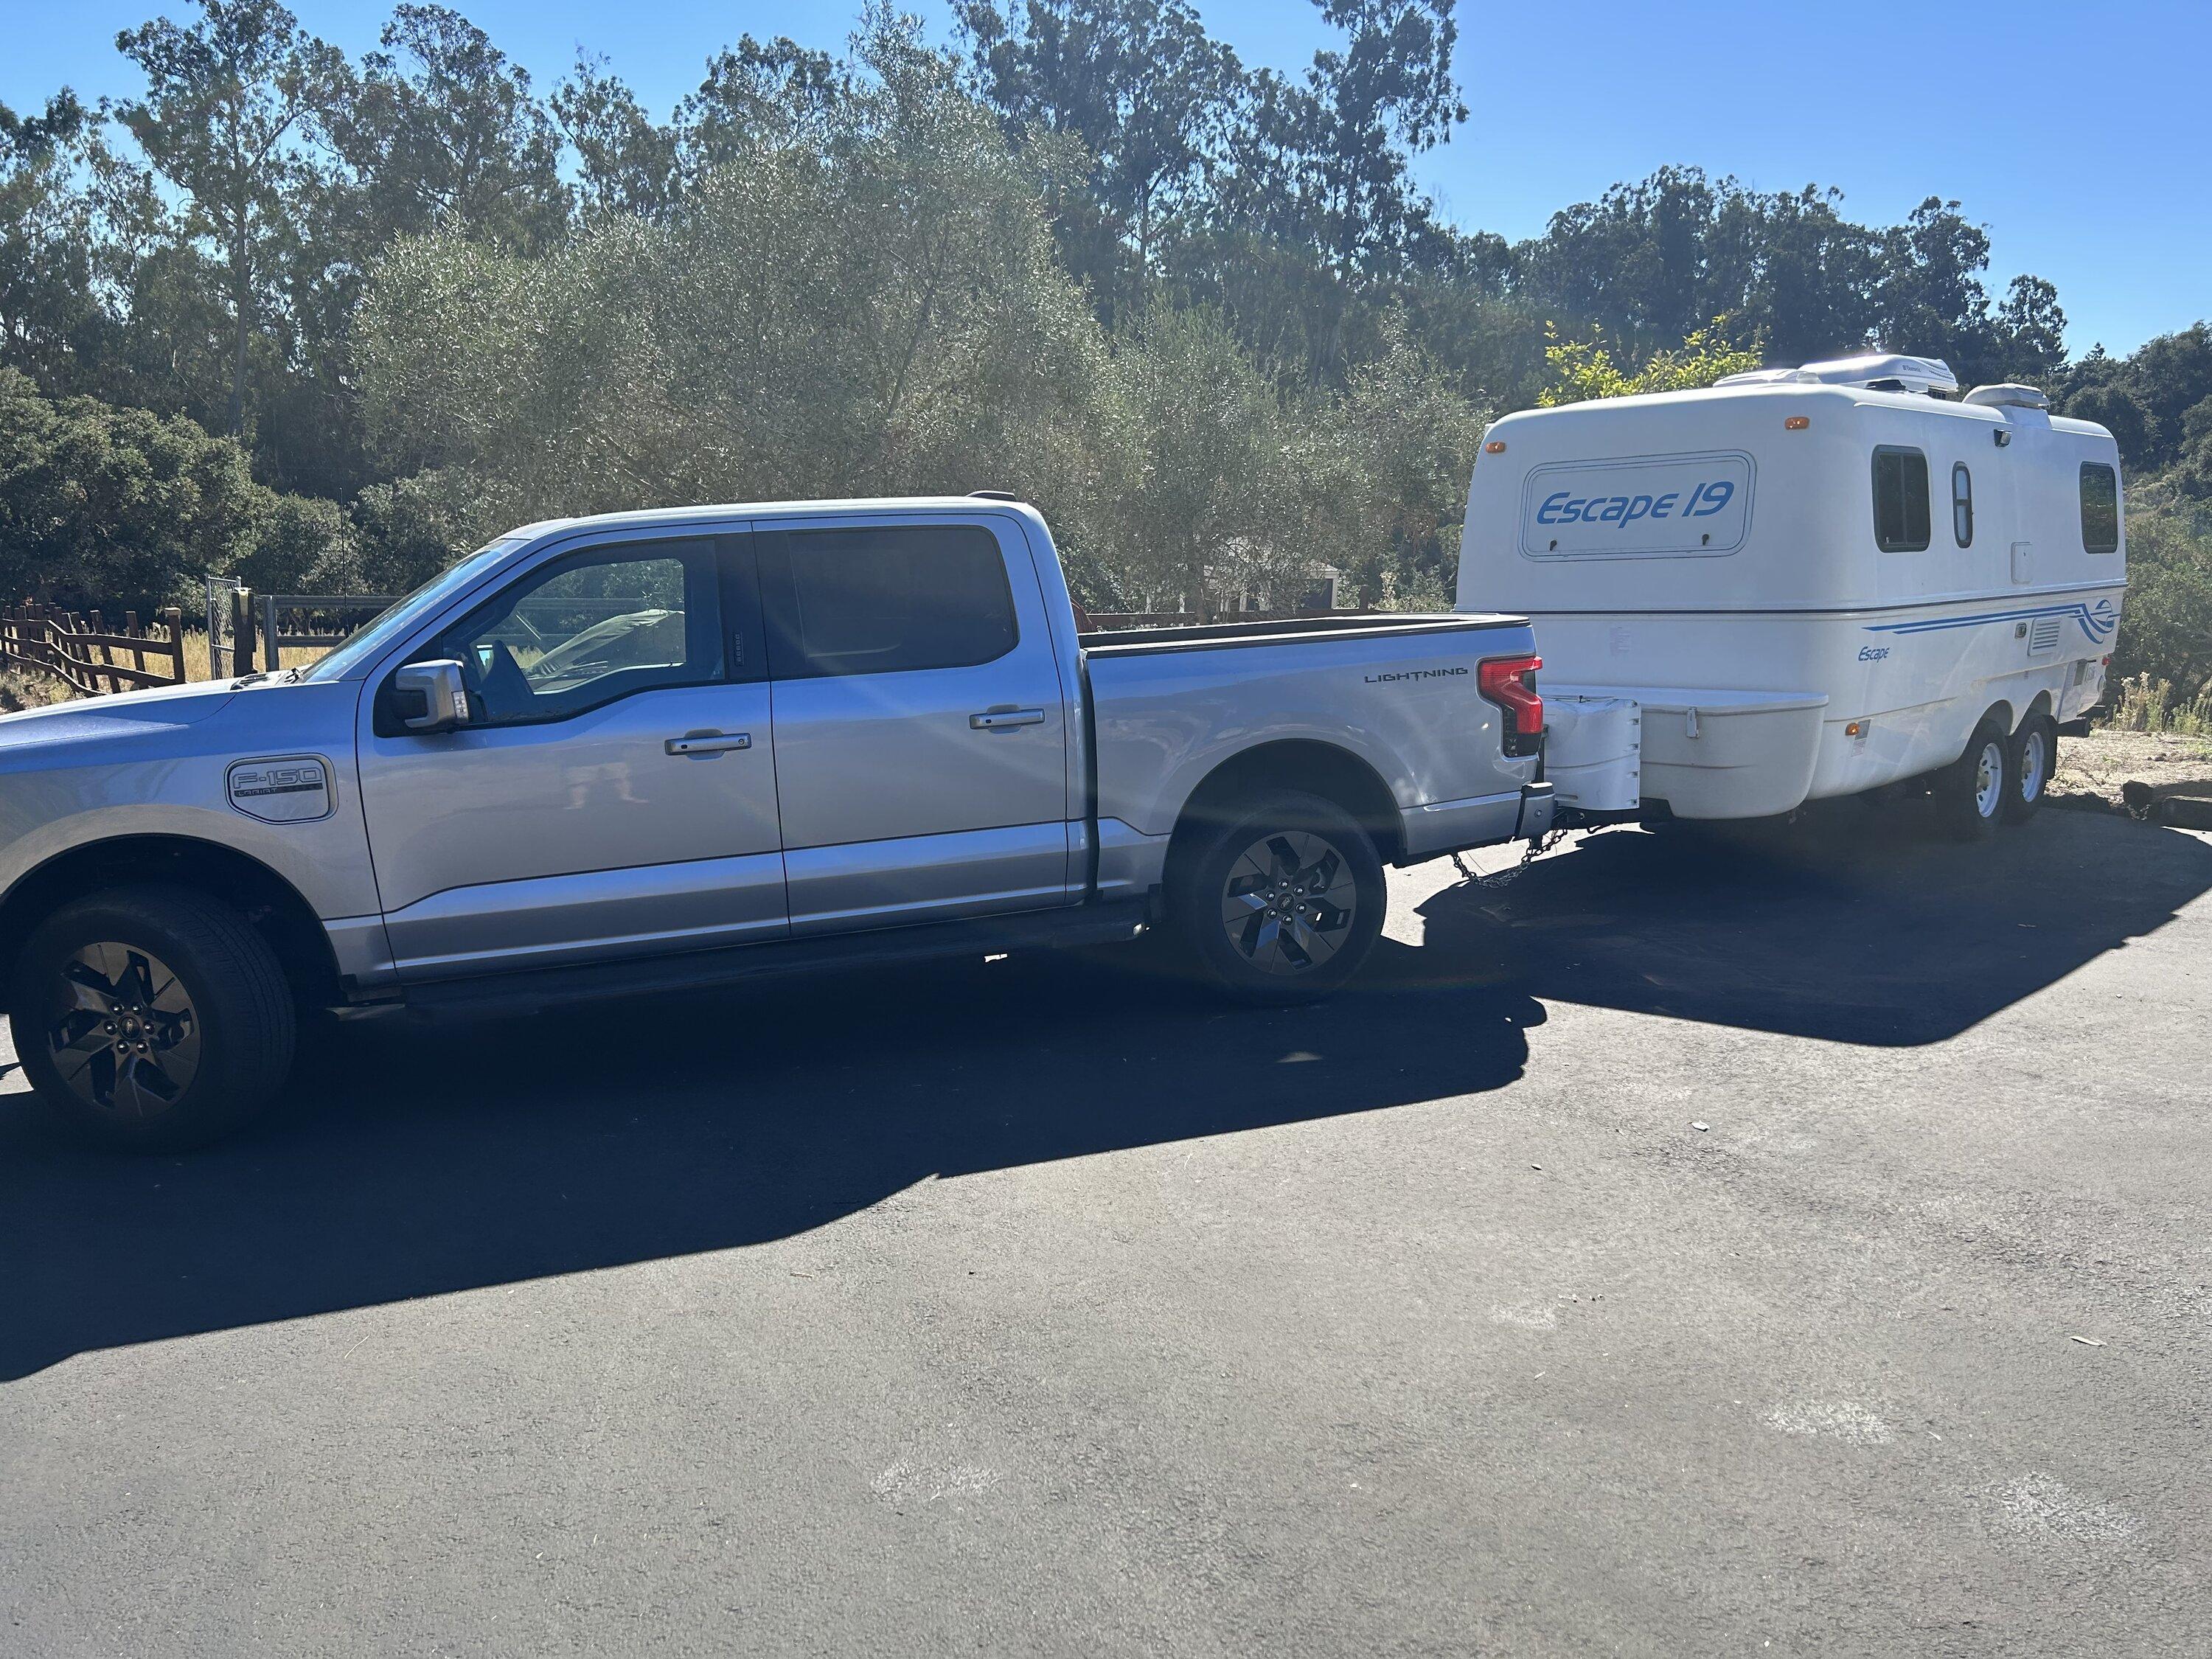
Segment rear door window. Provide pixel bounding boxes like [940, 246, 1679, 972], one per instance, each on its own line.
[2080, 463, 2120, 554]
[1951, 463, 1973, 548]
[764, 525, 1019, 678]
[1872, 447, 1931, 552]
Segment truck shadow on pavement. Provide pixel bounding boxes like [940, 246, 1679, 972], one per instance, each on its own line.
[0, 942, 1543, 1380]
[3, 805, 2199, 1381]
[1418, 801, 2212, 1046]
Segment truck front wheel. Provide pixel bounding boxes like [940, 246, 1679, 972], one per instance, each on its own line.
[1166, 790, 1387, 1004]
[9, 886, 298, 1150]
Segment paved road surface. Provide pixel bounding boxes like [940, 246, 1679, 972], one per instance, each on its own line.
[4, 804, 2208, 1656]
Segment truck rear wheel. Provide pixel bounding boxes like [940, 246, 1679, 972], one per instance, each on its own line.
[1166, 790, 1386, 1004]
[1935, 722, 2008, 841]
[9, 886, 297, 1150]
[2003, 714, 2055, 822]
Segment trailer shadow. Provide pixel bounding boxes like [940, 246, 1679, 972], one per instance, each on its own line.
[0, 942, 1541, 1381]
[1416, 800, 2212, 1046]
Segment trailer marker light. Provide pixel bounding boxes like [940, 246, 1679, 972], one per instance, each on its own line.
[1845, 720, 1863, 737]
[1485, 440, 1507, 454]
[1784, 416, 1810, 431]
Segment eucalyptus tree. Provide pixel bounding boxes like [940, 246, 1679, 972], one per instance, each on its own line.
[955, 0, 1243, 326]
[319, 4, 568, 254]
[114, 0, 343, 437]
[553, 55, 681, 223]
[0, 95, 105, 384]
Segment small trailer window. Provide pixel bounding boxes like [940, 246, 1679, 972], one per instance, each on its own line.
[2081, 463, 2120, 553]
[1872, 447, 1931, 552]
[1951, 464, 1973, 547]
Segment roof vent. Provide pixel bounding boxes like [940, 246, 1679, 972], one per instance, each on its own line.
[1715, 352, 1960, 397]
[1962, 384, 2051, 411]
[968, 489, 1019, 501]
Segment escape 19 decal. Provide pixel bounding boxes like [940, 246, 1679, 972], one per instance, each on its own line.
[1520, 451, 1753, 560]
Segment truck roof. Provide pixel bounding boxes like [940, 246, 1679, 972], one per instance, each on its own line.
[505, 495, 1036, 540]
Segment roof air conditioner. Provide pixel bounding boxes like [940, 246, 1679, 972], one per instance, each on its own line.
[1714, 353, 1960, 396]
[1961, 384, 2052, 411]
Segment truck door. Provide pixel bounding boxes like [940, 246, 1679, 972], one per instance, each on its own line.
[357, 533, 787, 978]
[757, 516, 1074, 934]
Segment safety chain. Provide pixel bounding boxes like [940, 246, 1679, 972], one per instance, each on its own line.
[1450, 822, 1576, 889]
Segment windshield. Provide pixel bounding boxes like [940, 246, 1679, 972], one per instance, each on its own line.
[301, 537, 532, 682]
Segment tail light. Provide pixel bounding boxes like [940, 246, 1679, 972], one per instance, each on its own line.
[1479, 654, 1543, 757]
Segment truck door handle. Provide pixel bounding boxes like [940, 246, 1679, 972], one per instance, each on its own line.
[664, 731, 751, 756]
[970, 707, 1046, 731]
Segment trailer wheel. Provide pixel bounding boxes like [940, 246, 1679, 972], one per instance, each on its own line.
[1166, 790, 1385, 1004]
[8, 885, 297, 1150]
[2003, 714, 2056, 823]
[1935, 722, 2008, 841]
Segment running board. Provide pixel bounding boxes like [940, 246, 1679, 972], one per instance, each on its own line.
[393, 900, 1149, 1019]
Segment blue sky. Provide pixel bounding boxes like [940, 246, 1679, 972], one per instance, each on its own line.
[10, 0, 2205, 355]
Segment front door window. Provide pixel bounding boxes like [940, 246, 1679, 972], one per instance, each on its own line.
[443, 541, 724, 726]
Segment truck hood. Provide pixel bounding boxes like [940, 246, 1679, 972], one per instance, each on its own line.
[0, 679, 238, 757]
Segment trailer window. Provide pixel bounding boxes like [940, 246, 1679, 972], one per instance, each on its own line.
[1873, 447, 1931, 552]
[2081, 463, 2120, 554]
[1950, 464, 1973, 548]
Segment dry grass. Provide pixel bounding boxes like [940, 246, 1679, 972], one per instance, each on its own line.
[2053, 724, 2212, 809]
[2104, 673, 2212, 737]
[175, 628, 330, 682]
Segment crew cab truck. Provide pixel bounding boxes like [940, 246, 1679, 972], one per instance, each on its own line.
[0, 497, 1551, 1147]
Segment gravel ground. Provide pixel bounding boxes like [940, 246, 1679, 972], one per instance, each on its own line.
[2053, 726, 2212, 811]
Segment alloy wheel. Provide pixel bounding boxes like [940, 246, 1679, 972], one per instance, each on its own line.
[1219, 831, 1358, 975]
[44, 942, 202, 1119]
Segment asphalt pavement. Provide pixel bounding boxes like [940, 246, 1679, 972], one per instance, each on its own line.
[3, 801, 2208, 1656]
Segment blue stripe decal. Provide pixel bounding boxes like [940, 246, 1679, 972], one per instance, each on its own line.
[1862, 597, 2118, 644]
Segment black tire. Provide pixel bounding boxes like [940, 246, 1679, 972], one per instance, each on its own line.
[2003, 713, 2056, 823]
[1164, 789, 1387, 1004]
[1934, 720, 2008, 841]
[9, 885, 297, 1150]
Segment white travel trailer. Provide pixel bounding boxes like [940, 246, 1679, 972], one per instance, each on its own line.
[1455, 354, 2126, 834]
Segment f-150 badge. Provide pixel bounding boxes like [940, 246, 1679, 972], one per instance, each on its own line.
[227, 756, 334, 824]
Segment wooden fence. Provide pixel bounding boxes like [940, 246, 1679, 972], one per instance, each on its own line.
[206, 583, 400, 678]
[1, 602, 187, 695]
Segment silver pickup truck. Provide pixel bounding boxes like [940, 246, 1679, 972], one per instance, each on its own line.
[0, 496, 1551, 1145]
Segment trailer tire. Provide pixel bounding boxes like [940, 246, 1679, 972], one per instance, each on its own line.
[9, 885, 297, 1150]
[1166, 790, 1385, 1004]
[2003, 714, 2055, 823]
[1935, 722, 2009, 841]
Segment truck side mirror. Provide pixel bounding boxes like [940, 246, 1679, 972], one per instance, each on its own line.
[392, 659, 472, 734]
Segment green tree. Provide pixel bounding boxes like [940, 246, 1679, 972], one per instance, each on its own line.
[1537, 318, 1762, 406]
[114, 0, 344, 437]
[359, 15, 1116, 536]
[553, 55, 680, 223]
[320, 4, 568, 254]
[956, 0, 1242, 326]
[2108, 481, 2212, 700]
[0, 94, 110, 386]
[0, 365, 347, 605]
